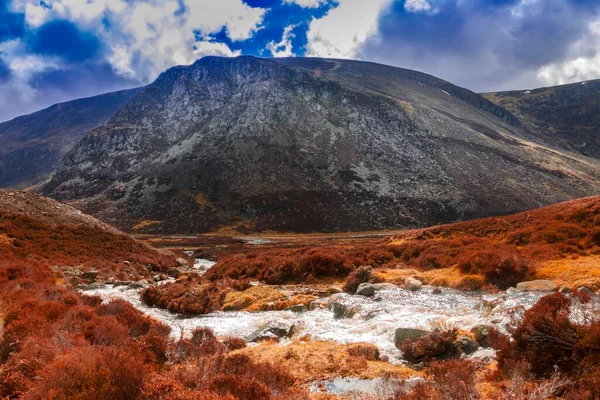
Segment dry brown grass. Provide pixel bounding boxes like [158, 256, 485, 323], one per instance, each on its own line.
[233, 340, 418, 383]
[535, 256, 600, 290]
[375, 267, 486, 291]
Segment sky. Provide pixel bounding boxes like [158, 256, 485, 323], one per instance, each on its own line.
[1, 0, 600, 122]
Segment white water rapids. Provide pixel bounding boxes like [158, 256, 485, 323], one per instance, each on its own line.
[82, 259, 553, 362]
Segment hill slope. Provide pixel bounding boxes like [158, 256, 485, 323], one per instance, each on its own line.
[0, 88, 140, 189]
[483, 79, 600, 158]
[43, 56, 600, 233]
[0, 190, 178, 279]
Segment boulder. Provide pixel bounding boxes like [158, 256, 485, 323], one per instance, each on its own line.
[129, 280, 150, 289]
[457, 336, 479, 355]
[356, 283, 375, 297]
[559, 286, 571, 294]
[578, 287, 594, 294]
[287, 304, 308, 313]
[394, 328, 430, 349]
[176, 258, 189, 268]
[167, 267, 182, 278]
[80, 282, 106, 291]
[81, 270, 99, 281]
[372, 283, 398, 291]
[404, 277, 422, 291]
[516, 280, 558, 292]
[246, 321, 293, 342]
[328, 295, 359, 319]
[432, 287, 442, 295]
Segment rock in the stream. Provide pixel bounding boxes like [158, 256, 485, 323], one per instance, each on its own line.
[559, 286, 571, 294]
[246, 321, 293, 342]
[329, 295, 359, 319]
[516, 280, 557, 292]
[457, 336, 479, 355]
[80, 282, 106, 291]
[577, 287, 594, 294]
[167, 267, 182, 278]
[287, 304, 308, 313]
[394, 328, 430, 349]
[356, 283, 375, 297]
[81, 270, 99, 281]
[404, 277, 422, 291]
[309, 298, 329, 310]
[176, 258, 189, 269]
[432, 287, 442, 295]
[129, 280, 150, 289]
[372, 283, 398, 291]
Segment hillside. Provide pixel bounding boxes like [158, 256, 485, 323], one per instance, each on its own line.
[43, 56, 600, 233]
[0, 88, 140, 189]
[0, 190, 178, 279]
[483, 79, 600, 158]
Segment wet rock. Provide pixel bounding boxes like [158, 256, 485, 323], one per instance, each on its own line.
[112, 281, 132, 287]
[432, 287, 442, 295]
[394, 328, 430, 349]
[167, 267, 182, 278]
[559, 286, 571, 294]
[246, 321, 293, 342]
[516, 280, 557, 292]
[287, 304, 308, 313]
[329, 295, 360, 319]
[80, 282, 106, 291]
[328, 286, 343, 294]
[309, 298, 329, 310]
[129, 280, 150, 289]
[176, 258, 189, 269]
[470, 324, 493, 347]
[506, 287, 517, 295]
[81, 270, 99, 281]
[153, 274, 162, 282]
[356, 283, 375, 297]
[404, 277, 422, 291]
[457, 336, 479, 355]
[372, 283, 398, 291]
[577, 286, 594, 294]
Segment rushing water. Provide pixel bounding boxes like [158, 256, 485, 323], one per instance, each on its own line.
[83, 259, 551, 363]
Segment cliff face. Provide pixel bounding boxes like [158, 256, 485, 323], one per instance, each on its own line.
[43, 56, 600, 233]
[484, 80, 600, 158]
[0, 88, 140, 189]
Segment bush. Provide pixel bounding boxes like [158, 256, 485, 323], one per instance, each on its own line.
[458, 251, 530, 289]
[400, 329, 458, 364]
[343, 265, 373, 293]
[347, 343, 380, 361]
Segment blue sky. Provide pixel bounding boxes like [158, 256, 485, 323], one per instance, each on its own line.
[1, 0, 600, 121]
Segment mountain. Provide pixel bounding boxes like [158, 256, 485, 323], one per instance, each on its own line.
[483, 79, 600, 158]
[0, 190, 178, 279]
[43, 56, 600, 233]
[0, 87, 141, 189]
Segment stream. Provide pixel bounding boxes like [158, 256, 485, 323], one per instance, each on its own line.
[83, 259, 550, 363]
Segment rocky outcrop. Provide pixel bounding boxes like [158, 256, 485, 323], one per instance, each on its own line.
[404, 277, 423, 291]
[0, 88, 140, 189]
[43, 56, 600, 233]
[516, 280, 558, 292]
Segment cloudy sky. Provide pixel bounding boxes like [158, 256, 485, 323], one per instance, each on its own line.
[1, 0, 600, 121]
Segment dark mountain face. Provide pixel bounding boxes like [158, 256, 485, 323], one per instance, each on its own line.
[43, 56, 600, 233]
[0, 88, 140, 189]
[483, 80, 600, 158]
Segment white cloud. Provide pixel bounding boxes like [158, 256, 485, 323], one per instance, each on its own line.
[537, 20, 600, 86]
[305, 0, 393, 59]
[13, 0, 266, 82]
[267, 25, 296, 57]
[404, 0, 431, 13]
[283, 0, 327, 8]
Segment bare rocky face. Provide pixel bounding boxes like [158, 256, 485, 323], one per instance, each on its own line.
[43, 56, 600, 233]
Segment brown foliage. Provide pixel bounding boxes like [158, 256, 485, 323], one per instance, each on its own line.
[343, 265, 373, 293]
[400, 329, 459, 364]
[346, 343, 380, 361]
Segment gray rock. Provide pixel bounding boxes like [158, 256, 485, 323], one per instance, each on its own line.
[129, 280, 150, 289]
[356, 283, 375, 297]
[167, 267, 182, 278]
[176, 258, 189, 268]
[516, 280, 558, 292]
[432, 287, 442, 294]
[372, 283, 398, 291]
[404, 277, 422, 291]
[577, 287, 594, 294]
[112, 281, 132, 287]
[457, 336, 479, 355]
[81, 270, 99, 281]
[287, 304, 308, 313]
[246, 321, 293, 342]
[394, 328, 430, 349]
[80, 282, 106, 291]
